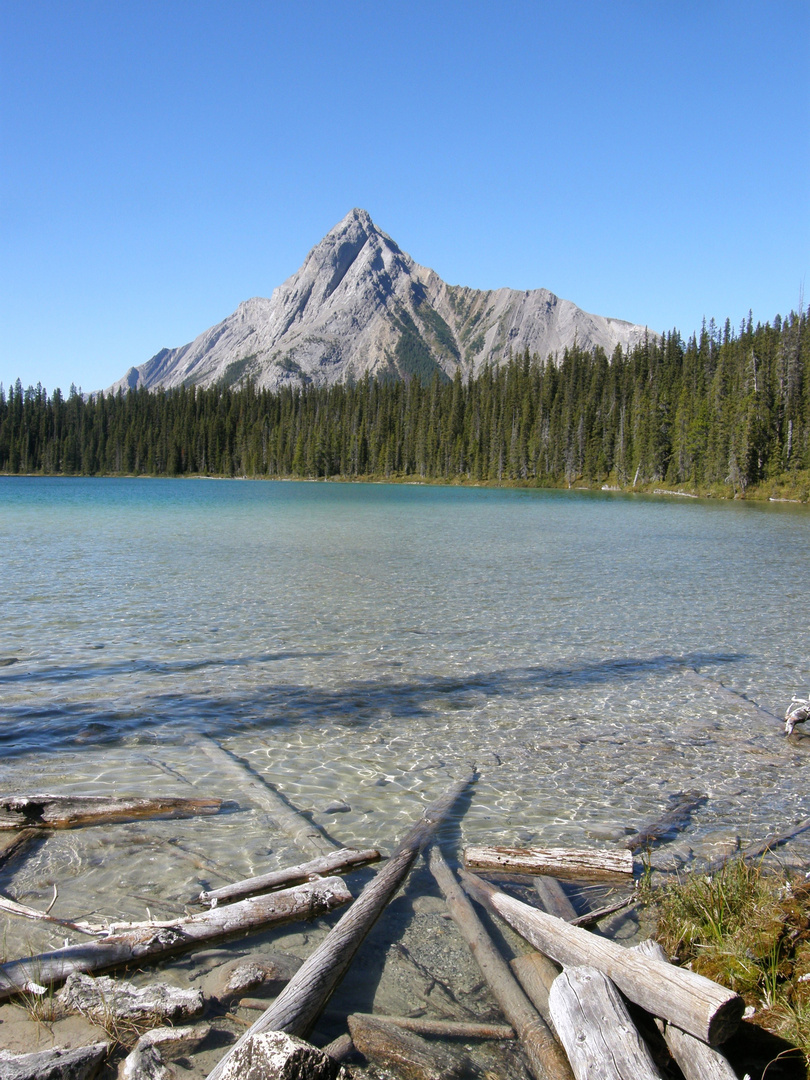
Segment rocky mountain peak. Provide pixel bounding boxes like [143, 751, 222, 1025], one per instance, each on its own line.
[108, 211, 652, 395]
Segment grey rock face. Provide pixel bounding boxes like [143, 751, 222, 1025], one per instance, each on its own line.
[108, 209, 651, 395]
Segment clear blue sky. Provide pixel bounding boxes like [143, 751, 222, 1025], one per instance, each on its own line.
[1, 1, 808, 394]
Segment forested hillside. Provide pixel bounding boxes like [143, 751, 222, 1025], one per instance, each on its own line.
[2, 309, 808, 498]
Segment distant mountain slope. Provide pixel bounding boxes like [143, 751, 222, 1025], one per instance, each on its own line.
[109, 208, 652, 393]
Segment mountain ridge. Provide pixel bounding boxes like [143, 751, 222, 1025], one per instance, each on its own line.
[109, 209, 653, 394]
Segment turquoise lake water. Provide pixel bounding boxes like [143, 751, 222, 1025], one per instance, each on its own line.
[1, 476, 809, 984]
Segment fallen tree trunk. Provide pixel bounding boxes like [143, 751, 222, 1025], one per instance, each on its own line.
[702, 817, 810, 874]
[349, 1013, 514, 1039]
[631, 939, 738, 1080]
[0, 828, 38, 868]
[197, 736, 336, 857]
[464, 845, 633, 882]
[347, 1012, 474, 1080]
[205, 772, 475, 1080]
[0, 876, 351, 1001]
[549, 966, 663, 1079]
[429, 847, 573, 1080]
[198, 847, 381, 905]
[624, 791, 707, 852]
[533, 876, 578, 921]
[459, 871, 743, 1046]
[0, 1042, 109, 1080]
[0, 794, 221, 830]
[510, 952, 560, 1027]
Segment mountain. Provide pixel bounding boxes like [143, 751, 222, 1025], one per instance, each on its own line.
[109, 209, 652, 394]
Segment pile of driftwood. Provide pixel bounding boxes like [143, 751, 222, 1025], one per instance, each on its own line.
[0, 744, 807, 1079]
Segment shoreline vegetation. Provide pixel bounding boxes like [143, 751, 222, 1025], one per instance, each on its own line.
[1, 307, 808, 502]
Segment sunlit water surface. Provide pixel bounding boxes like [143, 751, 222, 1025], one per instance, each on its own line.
[1, 477, 809, 1062]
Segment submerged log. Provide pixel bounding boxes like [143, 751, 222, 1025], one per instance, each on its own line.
[509, 952, 560, 1027]
[702, 817, 810, 874]
[533, 875, 578, 920]
[347, 1012, 473, 1080]
[0, 794, 221, 830]
[464, 845, 634, 882]
[197, 736, 336, 857]
[198, 847, 381, 905]
[349, 1013, 514, 1039]
[205, 772, 475, 1080]
[624, 791, 707, 852]
[0, 876, 351, 1001]
[549, 966, 663, 1079]
[631, 939, 738, 1080]
[0, 828, 38, 868]
[429, 847, 573, 1080]
[679, 667, 779, 724]
[460, 871, 743, 1046]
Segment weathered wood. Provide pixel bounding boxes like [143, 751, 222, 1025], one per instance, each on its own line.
[322, 1032, 355, 1062]
[349, 1013, 515, 1039]
[209, 1031, 351, 1080]
[549, 966, 663, 1079]
[534, 876, 578, 920]
[0, 1042, 109, 1080]
[0, 891, 102, 936]
[464, 845, 633, 882]
[624, 791, 707, 852]
[702, 817, 810, 874]
[0, 828, 38, 868]
[347, 1013, 473, 1080]
[459, 871, 743, 1046]
[570, 895, 637, 927]
[197, 736, 336, 857]
[120, 1024, 211, 1080]
[205, 772, 475, 1080]
[509, 952, 560, 1026]
[0, 876, 351, 1000]
[631, 939, 738, 1080]
[429, 847, 573, 1080]
[198, 847, 381, 905]
[0, 794, 221, 830]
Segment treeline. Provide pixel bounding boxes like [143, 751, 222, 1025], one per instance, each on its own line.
[1, 308, 808, 493]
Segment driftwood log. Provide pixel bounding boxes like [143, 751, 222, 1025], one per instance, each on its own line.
[198, 847, 381, 905]
[429, 847, 573, 1080]
[0, 828, 38, 868]
[347, 1013, 473, 1080]
[197, 736, 336, 857]
[702, 817, 810, 874]
[624, 791, 707, 852]
[549, 966, 663, 1079]
[0, 1042, 109, 1080]
[510, 952, 561, 1026]
[460, 871, 743, 1046]
[464, 845, 633, 882]
[0, 876, 351, 1000]
[349, 1013, 514, 1039]
[0, 794, 221, 830]
[205, 772, 475, 1080]
[534, 876, 578, 920]
[631, 939, 738, 1080]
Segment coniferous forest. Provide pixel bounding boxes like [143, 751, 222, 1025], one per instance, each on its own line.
[1, 308, 808, 498]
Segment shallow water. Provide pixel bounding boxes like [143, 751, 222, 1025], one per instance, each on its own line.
[1, 477, 809, 1065]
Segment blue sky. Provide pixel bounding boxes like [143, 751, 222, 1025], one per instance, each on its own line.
[1, 1, 808, 394]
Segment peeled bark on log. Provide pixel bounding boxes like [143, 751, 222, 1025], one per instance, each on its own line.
[0, 828, 38, 867]
[549, 966, 663, 1079]
[0, 1043, 108, 1080]
[0, 876, 352, 1001]
[509, 952, 561, 1027]
[350, 1013, 514, 1039]
[624, 791, 707, 852]
[0, 794, 221, 830]
[198, 847, 381, 905]
[459, 871, 743, 1046]
[197, 736, 336, 857]
[205, 772, 475, 1080]
[347, 1013, 473, 1080]
[429, 847, 573, 1080]
[464, 845, 633, 882]
[533, 876, 578, 920]
[630, 939, 738, 1080]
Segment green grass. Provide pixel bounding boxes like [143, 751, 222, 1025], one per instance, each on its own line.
[647, 858, 810, 1062]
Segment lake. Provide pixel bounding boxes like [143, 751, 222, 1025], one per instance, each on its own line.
[1, 477, 809, 1065]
